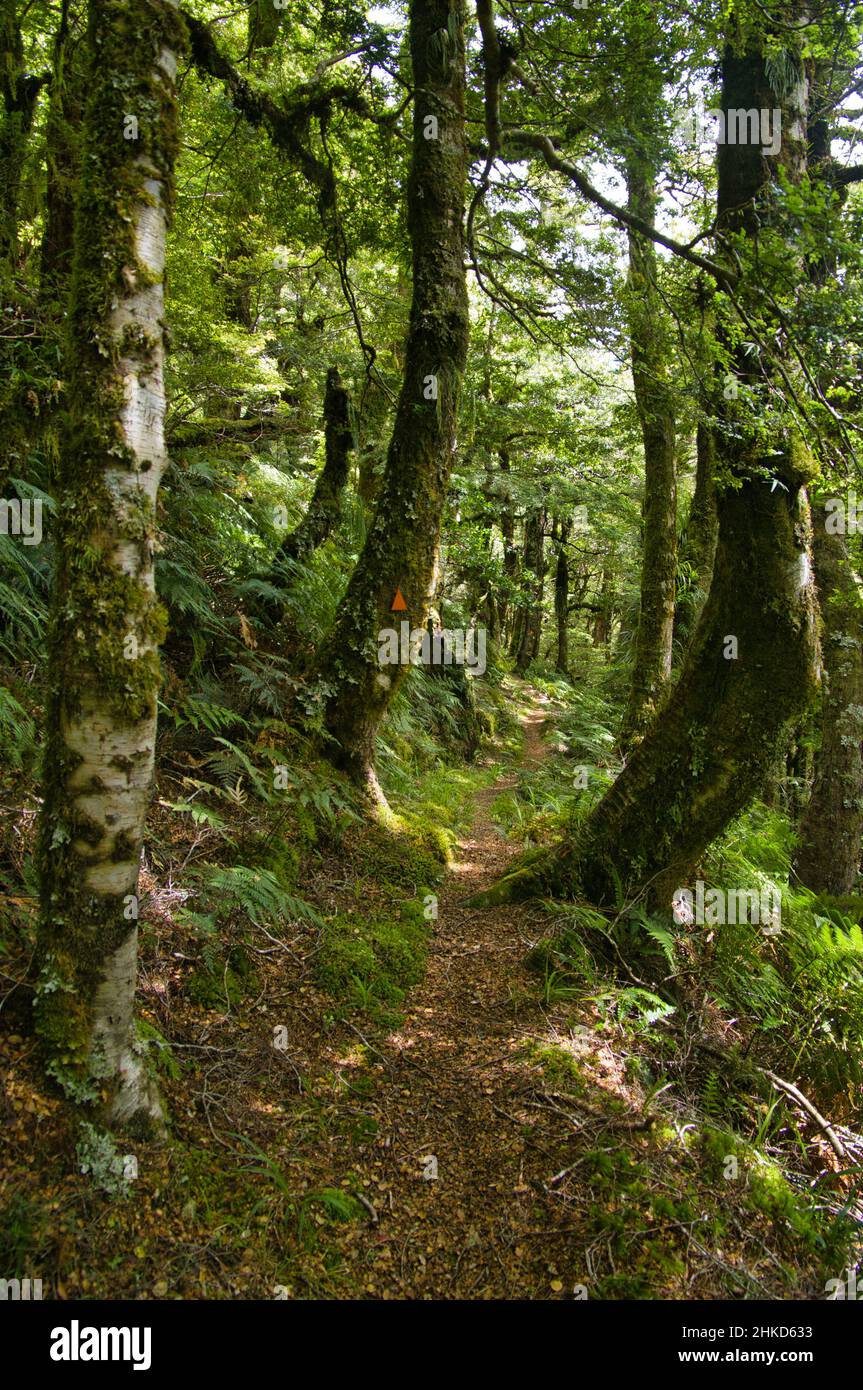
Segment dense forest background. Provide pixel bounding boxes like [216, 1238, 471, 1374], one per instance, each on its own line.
[3, 0, 863, 1303]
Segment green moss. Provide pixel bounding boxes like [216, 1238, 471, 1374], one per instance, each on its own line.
[33, 1, 188, 1119]
[188, 946, 259, 1010]
[316, 896, 429, 1015]
[348, 820, 445, 890]
[233, 833, 301, 891]
[522, 1039, 589, 1096]
[697, 1124, 851, 1267]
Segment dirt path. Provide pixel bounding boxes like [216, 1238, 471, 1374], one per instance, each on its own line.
[337, 688, 586, 1298]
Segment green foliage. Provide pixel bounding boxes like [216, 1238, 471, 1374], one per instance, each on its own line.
[0, 685, 37, 772]
[203, 863, 324, 930]
[0, 1191, 47, 1277]
[136, 1020, 182, 1081]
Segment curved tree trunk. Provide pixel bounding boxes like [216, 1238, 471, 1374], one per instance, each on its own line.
[273, 368, 353, 570]
[35, 0, 184, 1131]
[478, 18, 819, 911]
[312, 0, 469, 793]
[794, 505, 863, 893]
[619, 150, 677, 750]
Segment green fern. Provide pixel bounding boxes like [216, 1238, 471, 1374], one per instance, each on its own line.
[201, 864, 324, 929]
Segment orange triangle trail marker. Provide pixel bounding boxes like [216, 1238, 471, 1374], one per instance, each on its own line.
[391, 588, 408, 612]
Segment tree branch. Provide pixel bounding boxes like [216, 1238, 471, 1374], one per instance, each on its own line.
[503, 129, 735, 287]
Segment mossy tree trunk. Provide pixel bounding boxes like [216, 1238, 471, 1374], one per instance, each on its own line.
[313, 0, 469, 792]
[686, 421, 718, 599]
[619, 150, 677, 750]
[248, 0, 283, 57]
[792, 67, 863, 893]
[674, 416, 719, 648]
[35, 0, 185, 1131]
[273, 368, 353, 570]
[794, 506, 863, 894]
[480, 20, 819, 909]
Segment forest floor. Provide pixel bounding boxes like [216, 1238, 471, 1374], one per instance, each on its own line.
[2, 683, 856, 1301]
[310, 687, 599, 1299]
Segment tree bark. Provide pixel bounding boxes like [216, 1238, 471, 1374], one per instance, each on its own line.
[478, 17, 819, 910]
[687, 420, 719, 600]
[248, 0, 282, 55]
[673, 415, 719, 647]
[794, 506, 863, 893]
[792, 63, 863, 894]
[35, 0, 185, 1130]
[312, 0, 469, 793]
[619, 150, 677, 749]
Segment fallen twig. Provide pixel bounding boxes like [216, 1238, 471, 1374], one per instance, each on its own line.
[759, 1068, 846, 1163]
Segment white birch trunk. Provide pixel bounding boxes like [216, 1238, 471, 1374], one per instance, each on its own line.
[36, 1, 184, 1131]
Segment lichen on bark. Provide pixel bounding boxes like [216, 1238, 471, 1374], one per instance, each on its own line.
[35, 0, 186, 1132]
[311, 0, 470, 793]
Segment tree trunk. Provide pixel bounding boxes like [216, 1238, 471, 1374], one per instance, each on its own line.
[248, 0, 282, 56]
[273, 368, 353, 570]
[498, 446, 518, 639]
[792, 64, 863, 894]
[35, 0, 184, 1131]
[673, 416, 719, 647]
[687, 420, 719, 598]
[312, 0, 469, 793]
[478, 18, 819, 910]
[619, 150, 677, 749]
[794, 506, 863, 894]
[515, 506, 545, 673]
[592, 556, 615, 653]
[554, 523, 570, 676]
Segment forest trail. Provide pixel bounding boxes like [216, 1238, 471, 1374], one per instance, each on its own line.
[329, 686, 595, 1298]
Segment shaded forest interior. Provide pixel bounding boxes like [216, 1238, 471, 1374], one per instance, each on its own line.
[4, 0, 863, 1302]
